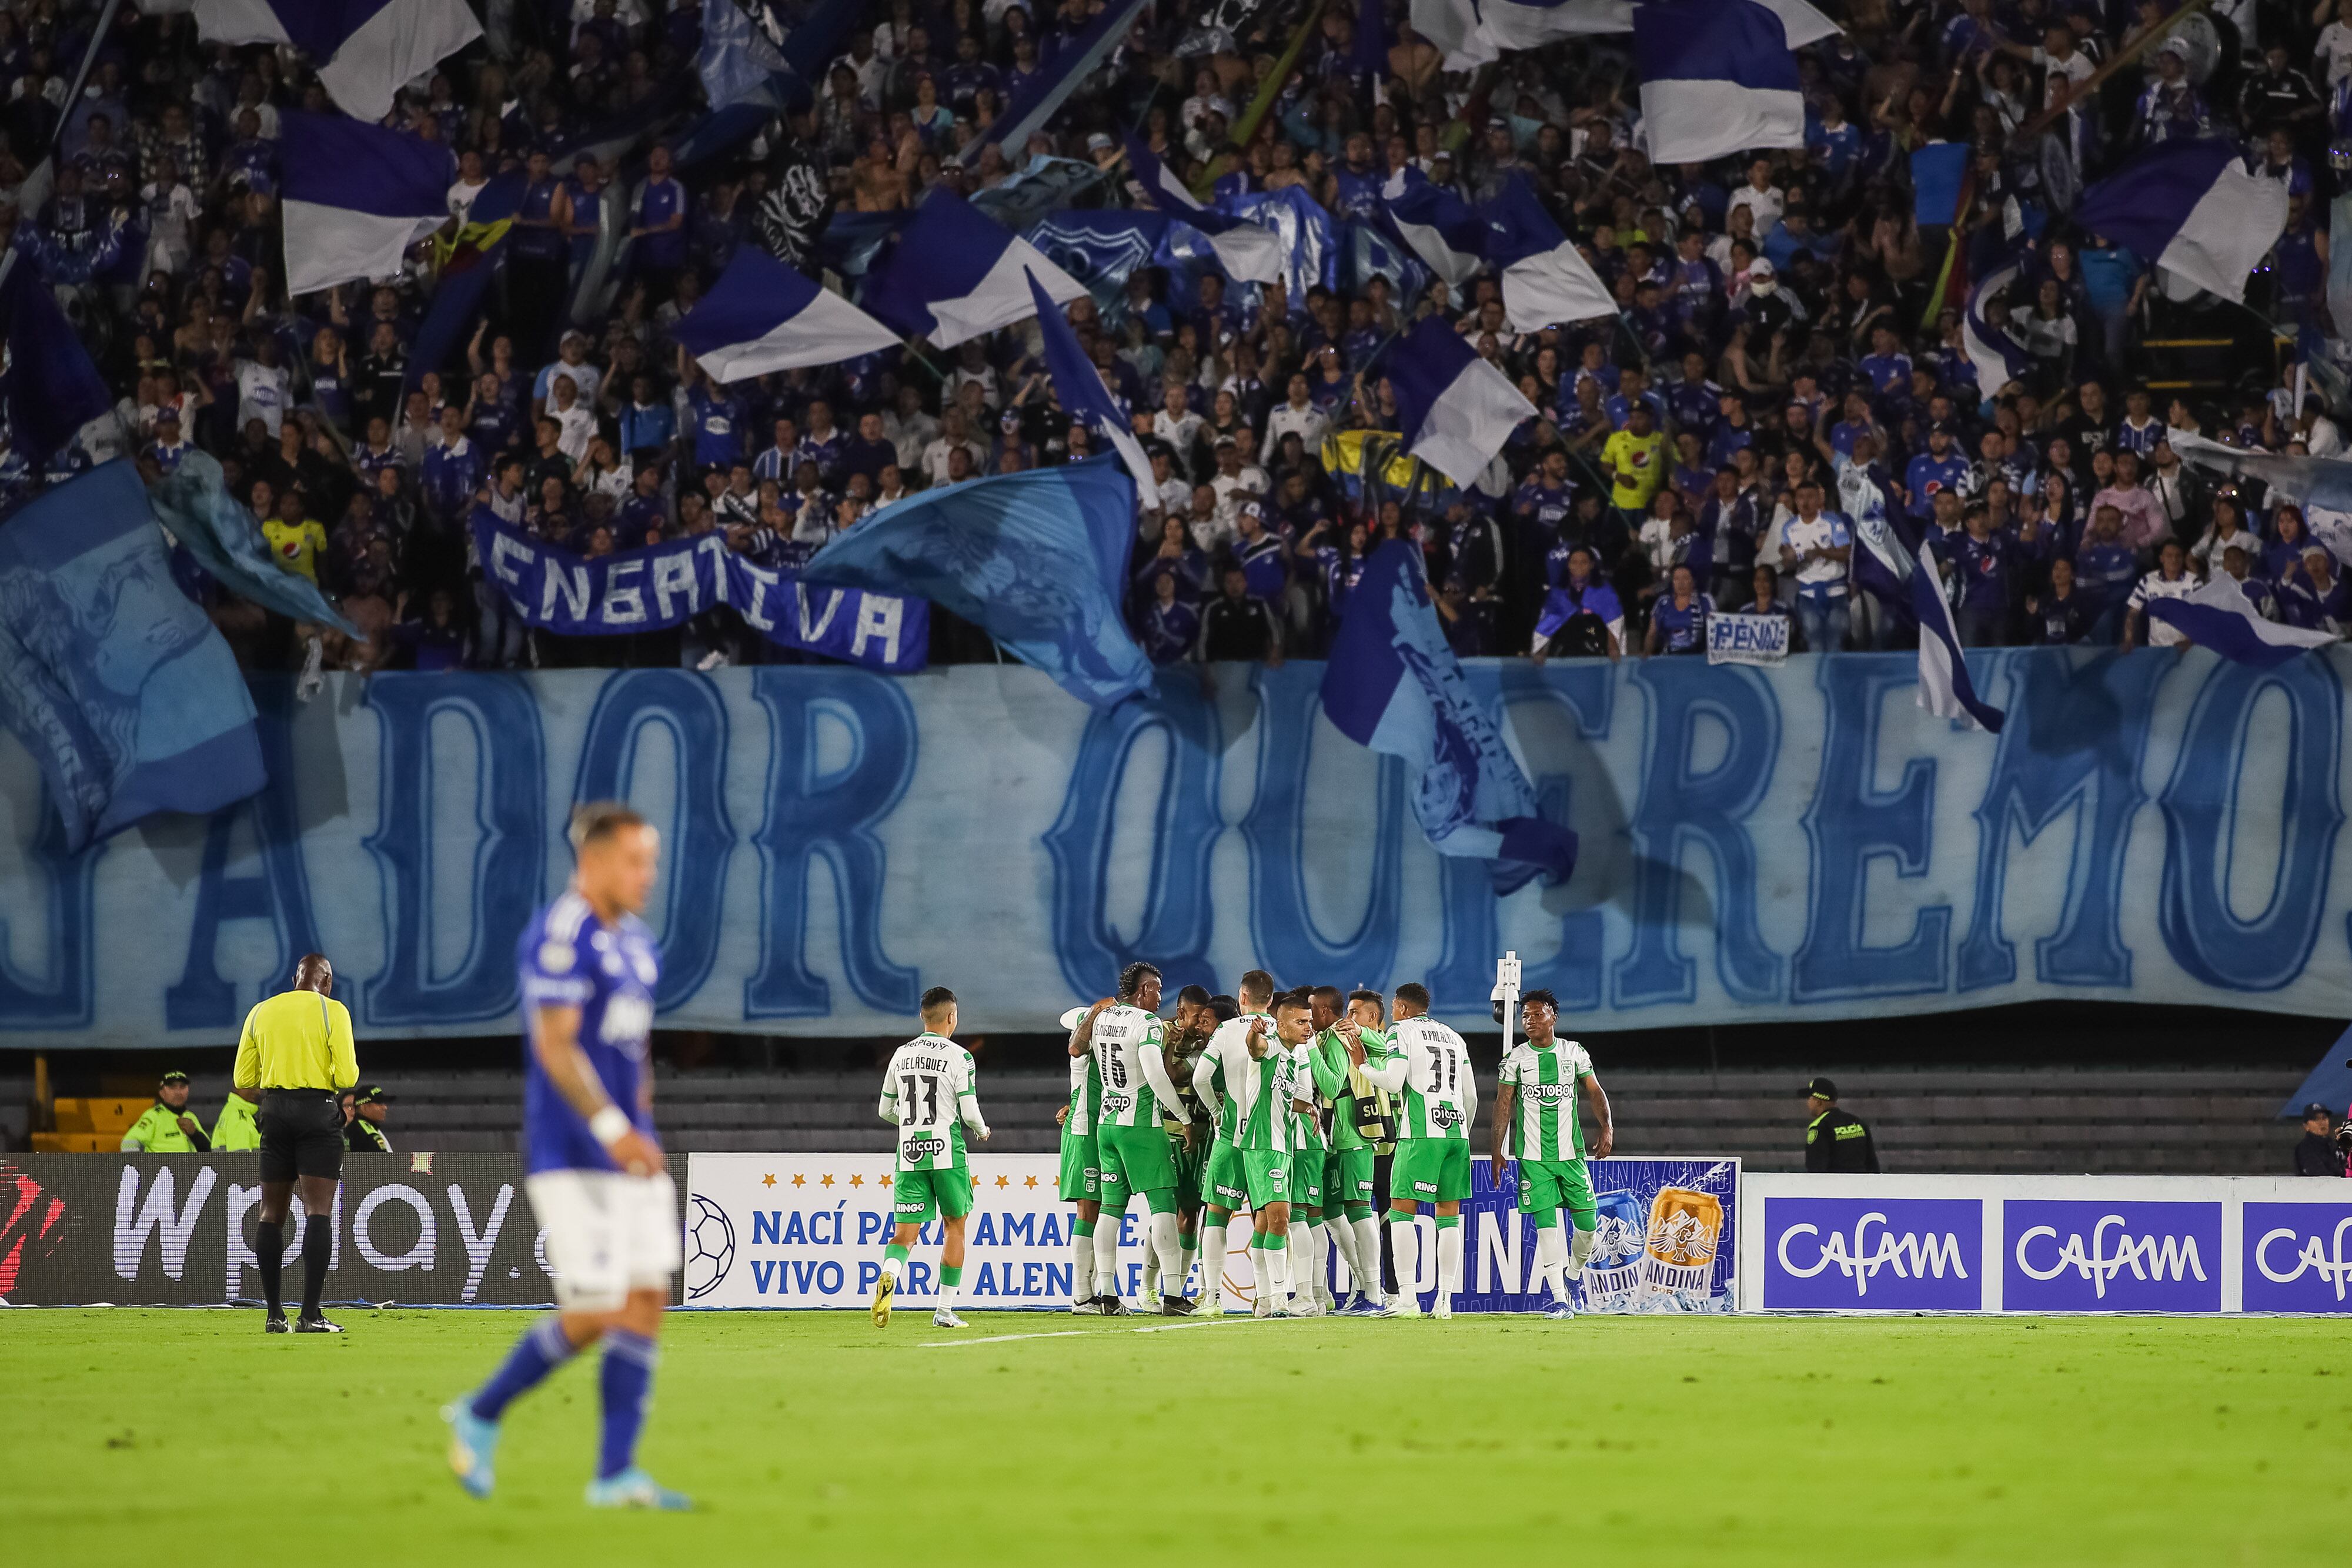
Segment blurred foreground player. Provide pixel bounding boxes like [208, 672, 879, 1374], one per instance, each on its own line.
[445, 803, 688, 1510]
[235, 955, 359, 1332]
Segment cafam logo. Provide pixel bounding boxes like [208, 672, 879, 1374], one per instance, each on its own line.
[1775, 1212, 1969, 1296]
[2014, 1214, 2206, 1298]
[2255, 1215, 2352, 1299]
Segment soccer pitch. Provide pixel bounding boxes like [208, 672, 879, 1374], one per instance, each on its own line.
[7, 1309, 2330, 1566]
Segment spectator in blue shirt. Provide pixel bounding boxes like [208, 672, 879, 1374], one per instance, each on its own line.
[686, 373, 747, 473]
[2030, 556, 2096, 645]
[421, 407, 484, 520]
[1645, 564, 1713, 656]
[1904, 424, 1969, 521]
[1946, 501, 2017, 647]
[630, 143, 691, 299]
[617, 374, 675, 466]
[2074, 506, 2141, 642]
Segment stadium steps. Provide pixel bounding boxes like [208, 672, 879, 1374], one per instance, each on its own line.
[0, 1065, 2310, 1174]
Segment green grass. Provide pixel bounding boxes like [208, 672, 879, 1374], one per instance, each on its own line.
[5, 1308, 2337, 1566]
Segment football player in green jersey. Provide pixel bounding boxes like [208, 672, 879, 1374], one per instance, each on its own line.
[1190, 970, 1291, 1316]
[1161, 984, 1218, 1303]
[873, 988, 991, 1329]
[1282, 987, 1348, 1317]
[1357, 981, 1477, 1319]
[1055, 1005, 1110, 1313]
[1318, 987, 1391, 1314]
[1492, 989, 1613, 1318]
[1072, 963, 1197, 1315]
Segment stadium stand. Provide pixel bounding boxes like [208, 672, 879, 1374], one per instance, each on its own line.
[15, 1062, 2291, 1175]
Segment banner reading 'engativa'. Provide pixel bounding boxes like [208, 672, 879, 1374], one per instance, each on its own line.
[2, 648, 2350, 1044]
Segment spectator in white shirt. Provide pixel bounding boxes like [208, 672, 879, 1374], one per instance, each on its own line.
[884, 385, 940, 472]
[1725, 159, 1785, 234]
[1265, 373, 1331, 456]
[1208, 437, 1268, 531]
[1153, 385, 1207, 483]
[2123, 539, 2197, 649]
[921, 407, 988, 487]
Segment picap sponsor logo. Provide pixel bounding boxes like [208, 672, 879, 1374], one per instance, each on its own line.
[901, 1136, 947, 1161]
[1761, 1197, 1981, 1310]
[2242, 1202, 2352, 1313]
[1430, 1106, 1466, 1130]
[2004, 1200, 2221, 1312]
[1100, 1093, 1132, 1117]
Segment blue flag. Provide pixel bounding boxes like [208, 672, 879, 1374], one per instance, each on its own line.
[1321, 540, 1577, 892]
[406, 167, 526, 394]
[964, 0, 1154, 166]
[806, 457, 1150, 707]
[1027, 268, 1155, 494]
[149, 452, 362, 637]
[0, 461, 264, 851]
[0, 255, 111, 463]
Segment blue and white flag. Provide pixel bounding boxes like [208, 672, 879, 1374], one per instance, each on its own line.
[0, 250, 112, 463]
[2146, 574, 2338, 667]
[1910, 542, 2004, 733]
[2074, 139, 2289, 304]
[1385, 316, 1538, 490]
[1382, 168, 1486, 290]
[151, 452, 361, 637]
[699, 0, 793, 112]
[1224, 187, 1342, 303]
[1633, 0, 1804, 166]
[2165, 426, 2352, 567]
[1960, 256, 2036, 393]
[806, 457, 1150, 707]
[1419, 0, 1833, 68]
[1027, 269, 1155, 499]
[279, 109, 452, 296]
[1024, 208, 1175, 321]
[963, 0, 1152, 167]
[1481, 173, 1615, 330]
[1347, 220, 1432, 303]
[1322, 539, 1578, 894]
[1122, 137, 1281, 283]
[674, 249, 902, 382]
[0, 460, 264, 852]
[863, 190, 1088, 348]
[469, 509, 927, 673]
[193, 0, 480, 123]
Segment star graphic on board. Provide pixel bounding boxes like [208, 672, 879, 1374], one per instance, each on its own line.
[995, 1175, 1010, 1188]
[880, 1172, 894, 1186]
[761, 1173, 776, 1188]
[820, 1174, 834, 1188]
[1025, 1175, 1040, 1188]
[791, 1174, 806, 1188]
[850, 1175, 864, 1187]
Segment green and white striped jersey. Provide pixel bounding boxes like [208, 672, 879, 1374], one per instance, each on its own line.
[1090, 1004, 1185, 1128]
[880, 1033, 986, 1171]
[1066, 1048, 1101, 1137]
[1365, 1017, 1476, 1142]
[1286, 1039, 1338, 1151]
[1499, 1038, 1593, 1161]
[1196, 1012, 1291, 1151]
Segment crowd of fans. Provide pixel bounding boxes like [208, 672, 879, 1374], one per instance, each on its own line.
[0, 0, 2345, 677]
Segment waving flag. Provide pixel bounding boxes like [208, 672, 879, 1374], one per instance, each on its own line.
[0, 462, 264, 852]
[1322, 540, 1578, 894]
[193, 0, 480, 122]
[2165, 427, 2352, 567]
[1425, 0, 1833, 69]
[149, 452, 361, 637]
[2146, 574, 2339, 667]
[1382, 168, 1486, 289]
[807, 457, 1148, 707]
[406, 166, 523, 392]
[1481, 174, 1615, 330]
[964, 0, 1153, 167]
[675, 249, 901, 382]
[1633, 0, 1803, 165]
[279, 110, 452, 296]
[1225, 186, 1341, 303]
[1385, 316, 1538, 489]
[1122, 138, 1281, 283]
[863, 190, 1088, 348]
[1841, 460, 1918, 628]
[1027, 269, 1155, 500]
[1912, 543, 2004, 734]
[1960, 256, 2035, 393]
[2076, 139, 2288, 303]
[0, 253, 112, 463]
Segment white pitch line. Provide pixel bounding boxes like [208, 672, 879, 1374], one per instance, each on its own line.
[919, 1315, 1294, 1348]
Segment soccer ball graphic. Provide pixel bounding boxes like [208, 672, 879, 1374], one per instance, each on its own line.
[684, 1194, 736, 1300]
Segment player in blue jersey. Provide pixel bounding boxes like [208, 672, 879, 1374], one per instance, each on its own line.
[445, 803, 689, 1511]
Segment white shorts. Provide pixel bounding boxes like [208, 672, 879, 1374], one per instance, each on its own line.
[526, 1168, 681, 1312]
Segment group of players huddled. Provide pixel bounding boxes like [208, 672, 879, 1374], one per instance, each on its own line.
[869, 962, 1615, 1329]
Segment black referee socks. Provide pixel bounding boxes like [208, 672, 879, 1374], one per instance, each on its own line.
[255, 1219, 284, 1315]
[299, 1215, 332, 1316]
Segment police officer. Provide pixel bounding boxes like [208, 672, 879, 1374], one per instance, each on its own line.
[345, 1085, 394, 1154]
[211, 1085, 262, 1152]
[2292, 1102, 2345, 1176]
[1802, 1077, 1879, 1172]
[120, 1072, 211, 1152]
[233, 953, 359, 1333]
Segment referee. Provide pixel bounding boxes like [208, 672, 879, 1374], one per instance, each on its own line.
[233, 952, 359, 1333]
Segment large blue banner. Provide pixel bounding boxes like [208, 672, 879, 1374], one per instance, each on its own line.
[6, 647, 2352, 1044]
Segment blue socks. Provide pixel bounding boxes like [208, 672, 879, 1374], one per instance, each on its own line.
[469, 1316, 574, 1422]
[597, 1329, 658, 1480]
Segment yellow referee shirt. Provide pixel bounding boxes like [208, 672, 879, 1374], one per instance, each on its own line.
[233, 989, 360, 1092]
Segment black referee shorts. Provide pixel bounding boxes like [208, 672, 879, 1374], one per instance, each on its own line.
[258, 1090, 346, 1183]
